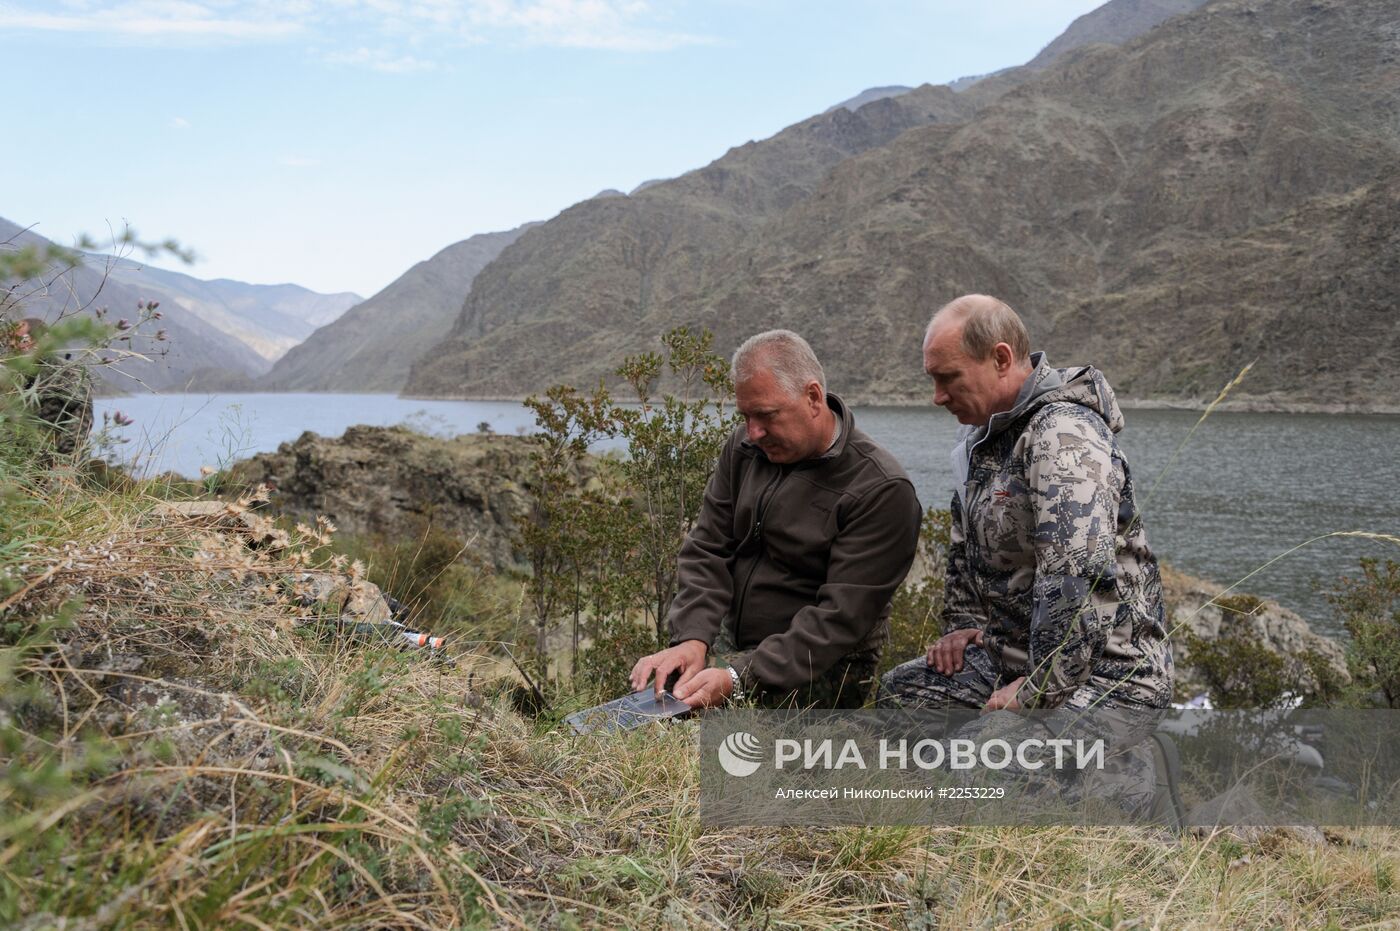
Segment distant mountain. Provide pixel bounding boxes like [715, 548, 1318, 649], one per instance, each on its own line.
[824, 86, 914, 113]
[406, 0, 1261, 403]
[93, 256, 360, 362]
[2, 217, 360, 392]
[263, 225, 534, 392]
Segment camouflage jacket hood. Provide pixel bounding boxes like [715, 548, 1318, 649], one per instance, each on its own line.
[951, 353, 1122, 504]
[944, 354, 1174, 709]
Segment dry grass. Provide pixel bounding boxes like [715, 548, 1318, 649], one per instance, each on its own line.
[3, 466, 1399, 929]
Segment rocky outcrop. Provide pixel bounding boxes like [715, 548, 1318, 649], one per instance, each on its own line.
[228, 426, 572, 571]
[1162, 566, 1348, 695]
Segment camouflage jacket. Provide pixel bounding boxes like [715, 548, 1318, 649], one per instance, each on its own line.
[945, 354, 1173, 709]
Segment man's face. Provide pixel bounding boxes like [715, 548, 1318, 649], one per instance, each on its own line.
[923, 322, 1009, 426]
[735, 368, 827, 464]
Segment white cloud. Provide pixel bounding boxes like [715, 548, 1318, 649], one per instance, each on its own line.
[0, 0, 714, 51]
[323, 45, 439, 72]
[0, 1, 302, 39]
[169, 115, 191, 129]
[279, 155, 321, 168]
[466, 0, 712, 51]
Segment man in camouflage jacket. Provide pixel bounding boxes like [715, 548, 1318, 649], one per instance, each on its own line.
[878, 295, 1173, 814]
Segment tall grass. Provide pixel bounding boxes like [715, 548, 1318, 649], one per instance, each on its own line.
[3, 377, 1399, 927]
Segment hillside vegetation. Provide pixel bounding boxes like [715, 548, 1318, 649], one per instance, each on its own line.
[6, 446, 1400, 928]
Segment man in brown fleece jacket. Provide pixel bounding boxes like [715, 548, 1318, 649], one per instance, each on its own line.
[629, 330, 922, 709]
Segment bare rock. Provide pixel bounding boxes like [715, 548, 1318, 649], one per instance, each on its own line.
[229, 427, 591, 572]
[1162, 566, 1348, 691]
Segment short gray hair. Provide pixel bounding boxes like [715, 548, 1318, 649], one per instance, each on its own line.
[732, 329, 826, 397]
[928, 294, 1030, 362]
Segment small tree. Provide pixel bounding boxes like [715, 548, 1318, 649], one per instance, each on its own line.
[519, 327, 735, 695]
[519, 383, 613, 676]
[612, 326, 734, 643]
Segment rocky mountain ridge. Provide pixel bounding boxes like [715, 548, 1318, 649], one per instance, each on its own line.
[404, 0, 1399, 411]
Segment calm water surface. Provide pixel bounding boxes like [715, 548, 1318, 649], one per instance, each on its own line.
[95, 393, 1400, 637]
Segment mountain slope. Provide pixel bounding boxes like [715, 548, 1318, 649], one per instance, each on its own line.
[263, 225, 533, 392]
[2, 218, 359, 392]
[404, 86, 973, 397]
[824, 86, 915, 113]
[406, 0, 1399, 410]
[1025, 0, 1210, 70]
[683, 0, 1399, 406]
[404, 0, 1232, 402]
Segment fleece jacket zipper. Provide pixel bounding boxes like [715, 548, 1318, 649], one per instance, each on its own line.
[732, 468, 786, 646]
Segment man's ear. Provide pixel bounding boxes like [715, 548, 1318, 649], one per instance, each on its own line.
[806, 380, 825, 412]
[993, 342, 1015, 374]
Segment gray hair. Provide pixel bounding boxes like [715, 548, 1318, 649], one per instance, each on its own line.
[732, 329, 826, 397]
[927, 294, 1030, 362]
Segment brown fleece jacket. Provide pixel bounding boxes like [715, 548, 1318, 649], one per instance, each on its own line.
[667, 394, 923, 694]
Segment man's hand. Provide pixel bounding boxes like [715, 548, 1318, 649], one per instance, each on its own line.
[926, 628, 984, 676]
[982, 676, 1026, 714]
[672, 667, 734, 709]
[630, 639, 708, 697]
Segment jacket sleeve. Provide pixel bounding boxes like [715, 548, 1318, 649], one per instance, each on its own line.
[730, 478, 922, 693]
[666, 432, 741, 649]
[941, 491, 986, 633]
[1015, 406, 1122, 710]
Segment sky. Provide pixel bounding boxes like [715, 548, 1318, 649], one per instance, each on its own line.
[2, 0, 1106, 297]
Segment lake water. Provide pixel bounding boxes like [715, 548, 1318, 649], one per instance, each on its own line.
[94, 392, 1400, 637]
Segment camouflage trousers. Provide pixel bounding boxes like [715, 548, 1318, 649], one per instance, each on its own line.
[713, 626, 877, 710]
[876, 645, 1165, 818]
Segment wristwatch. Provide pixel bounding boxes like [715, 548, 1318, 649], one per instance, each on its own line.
[724, 664, 745, 704]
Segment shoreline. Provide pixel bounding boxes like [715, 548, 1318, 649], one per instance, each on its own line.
[397, 392, 1400, 416]
[100, 387, 1400, 416]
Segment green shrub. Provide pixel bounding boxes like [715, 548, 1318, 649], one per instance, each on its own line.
[1330, 558, 1400, 707]
[1183, 609, 1347, 709]
[1182, 625, 1292, 709]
